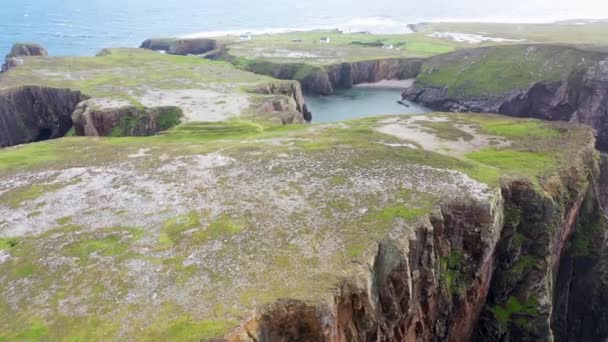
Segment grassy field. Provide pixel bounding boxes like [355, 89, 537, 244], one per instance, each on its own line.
[222, 30, 463, 66]
[416, 21, 608, 48]
[415, 44, 601, 97]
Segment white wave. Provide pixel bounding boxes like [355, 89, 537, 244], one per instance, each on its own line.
[429, 32, 524, 44]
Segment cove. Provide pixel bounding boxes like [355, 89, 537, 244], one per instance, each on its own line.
[305, 86, 430, 123]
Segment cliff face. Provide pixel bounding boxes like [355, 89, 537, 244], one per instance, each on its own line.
[0, 86, 87, 147]
[233, 57, 423, 95]
[226, 137, 605, 341]
[327, 58, 424, 91]
[71, 100, 183, 137]
[250, 81, 312, 123]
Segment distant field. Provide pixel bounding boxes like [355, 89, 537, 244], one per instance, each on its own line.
[415, 21, 608, 48]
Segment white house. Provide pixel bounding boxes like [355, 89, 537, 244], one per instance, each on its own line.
[240, 34, 252, 41]
[319, 37, 331, 44]
[382, 44, 395, 50]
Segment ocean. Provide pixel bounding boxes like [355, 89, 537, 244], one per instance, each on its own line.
[1, 0, 607, 57]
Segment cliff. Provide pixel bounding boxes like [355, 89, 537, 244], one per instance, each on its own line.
[1, 113, 604, 341]
[0, 86, 87, 147]
[139, 37, 424, 95]
[140, 38, 222, 56]
[233, 57, 424, 95]
[403, 45, 608, 149]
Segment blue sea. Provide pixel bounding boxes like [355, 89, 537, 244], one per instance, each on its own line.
[0, 0, 606, 57]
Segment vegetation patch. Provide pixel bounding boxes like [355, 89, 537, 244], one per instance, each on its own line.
[419, 121, 474, 141]
[192, 214, 244, 244]
[157, 212, 201, 249]
[64, 227, 143, 263]
[0, 183, 66, 209]
[491, 296, 540, 331]
[466, 149, 555, 178]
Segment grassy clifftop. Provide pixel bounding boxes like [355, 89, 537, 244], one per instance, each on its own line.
[0, 113, 594, 340]
[414, 44, 605, 98]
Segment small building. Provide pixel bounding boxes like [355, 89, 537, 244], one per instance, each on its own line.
[382, 44, 395, 50]
[239, 34, 252, 41]
[319, 37, 331, 44]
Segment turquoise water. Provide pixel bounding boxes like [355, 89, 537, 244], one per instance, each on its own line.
[306, 87, 430, 123]
[1, 0, 604, 57]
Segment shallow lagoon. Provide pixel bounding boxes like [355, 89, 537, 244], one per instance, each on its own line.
[306, 86, 430, 123]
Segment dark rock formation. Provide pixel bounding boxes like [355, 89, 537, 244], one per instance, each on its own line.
[71, 100, 182, 137]
[0, 86, 88, 147]
[1, 43, 47, 72]
[140, 38, 221, 56]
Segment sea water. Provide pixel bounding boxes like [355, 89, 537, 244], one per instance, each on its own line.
[305, 87, 430, 123]
[1, 0, 605, 57]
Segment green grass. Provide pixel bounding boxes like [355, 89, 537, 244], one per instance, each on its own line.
[157, 108, 183, 131]
[157, 212, 201, 249]
[417, 45, 590, 98]
[0, 183, 65, 209]
[192, 214, 244, 244]
[0, 142, 59, 173]
[466, 149, 555, 177]
[419, 121, 474, 141]
[0, 238, 19, 250]
[64, 228, 142, 263]
[473, 118, 559, 139]
[491, 296, 540, 330]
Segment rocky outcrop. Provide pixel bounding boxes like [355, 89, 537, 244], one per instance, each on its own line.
[250, 81, 312, 123]
[403, 48, 608, 150]
[140, 38, 221, 56]
[0, 86, 88, 147]
[1, 43, 47, 72]
[226, 136, 605, 341]
[71, 100, 182, 137]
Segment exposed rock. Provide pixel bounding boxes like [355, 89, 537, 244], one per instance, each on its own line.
[6, 43, 47, 58]
[71, 99, 183, 137]
[1, 43, 47, 72]
[250, 81, 311, 123]
[0, 86, 88, 147]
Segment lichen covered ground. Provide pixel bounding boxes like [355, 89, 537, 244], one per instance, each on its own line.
[0, 113, 592, 341]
